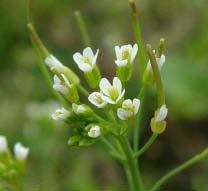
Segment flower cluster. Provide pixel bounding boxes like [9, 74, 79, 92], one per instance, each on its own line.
[42, 45, 144, 145]
[43, 43, 168, 146]
[0, 135, 29, 187]
[27, 29, 167, 146]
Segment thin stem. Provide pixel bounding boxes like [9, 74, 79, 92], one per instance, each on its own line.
[146, 44, 165, 106]
[77, 85, 89, 96]
[149, 147, 208, 191]
[134, 133, 158, 158]
[128, 0, 146, 76]
[118, 136, 142, 191]
[133, 85, 147, 151]
[100, 138, 125, 161]
[74, 11, 91, 47]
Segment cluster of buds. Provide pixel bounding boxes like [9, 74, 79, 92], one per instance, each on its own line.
[0, 135, 29, 187]
[28, 22, 168, 147]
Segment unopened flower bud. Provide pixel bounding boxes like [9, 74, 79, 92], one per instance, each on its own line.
[72, 103, 92, 115]
[53, 74, 79, 103]
[151, 104, 168, 134]
[52, 108, 71, 121]
[88, 125, 101, 138]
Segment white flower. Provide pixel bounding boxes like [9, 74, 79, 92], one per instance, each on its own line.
[73, 47, 99, 72]
[146, 51, 166, 72]
[88, 126, 101, 138]
[115, 44, 138, 66]
[99, 77, 125, 104]
[88, 92, 107, 108]
[14, 142, 29, 161]
[154, 104, 168, 122]
[51, 108, 70, 121]
[72, 104, 88, 114]
[53, 74, 70, 95]
[117, 99, 140, 120]
[45, 54, 64, 70]
[0, 136, 8, 153]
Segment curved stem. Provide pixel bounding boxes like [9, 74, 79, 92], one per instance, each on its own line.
[146, 45, 165, 106]
[149, 147, 208, 191]
[134, 133, 158, 158]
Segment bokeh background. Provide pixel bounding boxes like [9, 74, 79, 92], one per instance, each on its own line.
[0, 0, 208, 190]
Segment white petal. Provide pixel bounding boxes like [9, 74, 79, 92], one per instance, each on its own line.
[155, 104, 168, 121]
[73, 52, 83, 65]
[92, 49, 99, 66]
[116, 89, 125, 103]
[88, 126, 101, 138]
[122, 99, 132, 107]
[121, 44, 131, 52]
[113, 77, 122, 94]
[14, 142, 29, 161]
[77, 62, 93, 72]
[102, 95, 116, 104]
[83, 47, 94, 61]
[61, 74, 70, 86]
[99, 78, 112, 96]
[133, 98, 140, 114]
[157, 54, 166, 70]
[115, 59, 128, 66]
[88, 92, 107, 108]
[53, 84, 67, 94]
[117, 108, 133, 120]
[53, 75, 61, 85]
[0, 136, 8, 153]
[52, 108, 70, 120]
[130, 44, 138, 63]
[115, 46, 121, 60]
[45, 55, 63, 69]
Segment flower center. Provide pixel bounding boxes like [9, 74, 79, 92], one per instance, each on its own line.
[123, 102, 134, 111]
[82, 56, 92, 66]
[108, 87, 119, 101]
[121, 49, 130, 60]
[95, 94, 103, 104]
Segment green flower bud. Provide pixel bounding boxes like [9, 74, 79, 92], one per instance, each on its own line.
[52, 74, 79, 103]
[150, 118, 167, 134]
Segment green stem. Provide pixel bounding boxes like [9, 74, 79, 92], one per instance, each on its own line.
[100, 138, 125, 161]
[146, 44, 165, 106]
[118, 136, 142, 191]
[74, 10, 91, 47]
[133, 85, 147, 151]
[128, 0, 146, 76]
[134, 133, 158, 158]
[149, 147, 208, 191]
[77, 85, 89, 96]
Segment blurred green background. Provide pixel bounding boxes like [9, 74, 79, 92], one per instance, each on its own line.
[0, 0, 208, 190]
